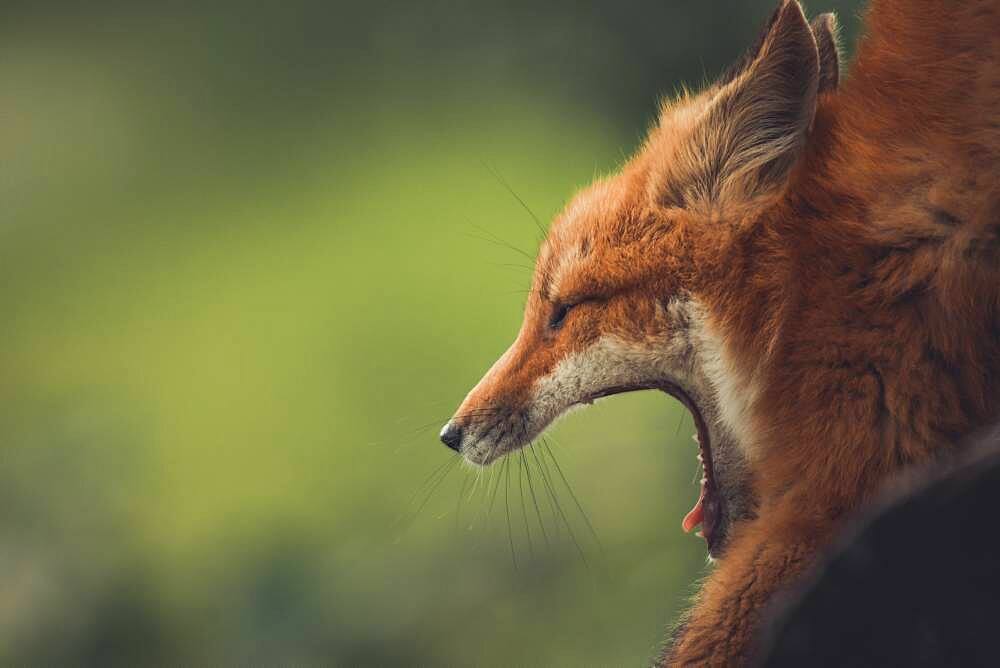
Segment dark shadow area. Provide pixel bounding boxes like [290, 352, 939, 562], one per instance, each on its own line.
[758, 425, 1000, 668]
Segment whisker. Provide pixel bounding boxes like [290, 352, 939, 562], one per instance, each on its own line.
[504, 457, 518, 570]
[387, 428, 441, 455]
[454, 471, 471, 530]
[468, 462, 484, 502]
[401, 455, 457, 515]
[541, 440, 605, 559]
[394, 455, 462, 535]
[414, 458, 462, 520]
[481, 160, 548, 240]
[490, 262, 536, 273]
[523, 447, 549, 549]
[466, 433, 505, 531]
[518, 450, 534, 558]
[478, 436, 507, 531]
[485, 457, 503, 518]
[390, 408, 506, 442]
[536, 438, 588, 566]
[384, 408, 506, 455]
[464, 227, 535, 263]
[529, 442, 563, 540]
[393, 397, 464, 419]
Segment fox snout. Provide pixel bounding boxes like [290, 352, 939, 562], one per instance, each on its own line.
[439, 340, 539, 464]
[438, 402, 530, 466]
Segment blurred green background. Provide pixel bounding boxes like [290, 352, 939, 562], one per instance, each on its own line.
[1, 1, 864, 665]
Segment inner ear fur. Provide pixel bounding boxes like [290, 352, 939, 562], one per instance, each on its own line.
[656, 0, 821, 214]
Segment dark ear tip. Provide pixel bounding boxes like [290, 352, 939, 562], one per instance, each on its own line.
[765, 0, 821, 71]
[770, 1, 818, 52]
[776, 0, 809, 23]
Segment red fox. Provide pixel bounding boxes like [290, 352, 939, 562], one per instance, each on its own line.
[440, 0, 1000, 664]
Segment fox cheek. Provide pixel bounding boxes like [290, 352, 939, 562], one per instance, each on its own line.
[529, 336, 663, 424]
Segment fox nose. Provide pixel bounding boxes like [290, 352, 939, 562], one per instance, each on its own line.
[439, 422, 464, 452]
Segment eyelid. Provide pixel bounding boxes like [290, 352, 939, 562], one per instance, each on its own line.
[548, 301, 576, 329]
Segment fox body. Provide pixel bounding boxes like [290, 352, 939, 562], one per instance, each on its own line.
[441, 0, 1000, 664]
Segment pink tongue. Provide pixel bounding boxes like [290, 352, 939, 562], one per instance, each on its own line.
[682, 485, 706, 533]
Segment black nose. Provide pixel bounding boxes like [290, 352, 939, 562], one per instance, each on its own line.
[439, 422, 463, 452]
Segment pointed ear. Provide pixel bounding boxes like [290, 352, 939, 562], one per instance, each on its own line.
[811, 13, 841, 93]
[658, 0, 820, 213]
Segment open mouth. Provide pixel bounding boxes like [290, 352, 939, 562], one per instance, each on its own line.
[584, 382, 724, 555]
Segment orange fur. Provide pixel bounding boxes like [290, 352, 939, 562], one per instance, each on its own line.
[445, 1, 1000, 664]
[664, 1, 1000, 663]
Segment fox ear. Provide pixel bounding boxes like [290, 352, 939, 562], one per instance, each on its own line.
[658, 0, 820, 213]
[811, 13, 841, 93]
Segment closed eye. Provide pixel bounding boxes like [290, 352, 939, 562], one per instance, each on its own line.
[549, 302, 574, 330]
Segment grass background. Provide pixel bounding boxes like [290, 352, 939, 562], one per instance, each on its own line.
[1, 1, 864, 664]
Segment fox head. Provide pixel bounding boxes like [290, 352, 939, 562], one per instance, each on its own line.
[440, 1, 840, 555]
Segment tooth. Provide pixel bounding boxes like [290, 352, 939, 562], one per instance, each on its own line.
[692, 433, 699, 443]
[695, 531, 704, 538]
[701, 478, 707, 484]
